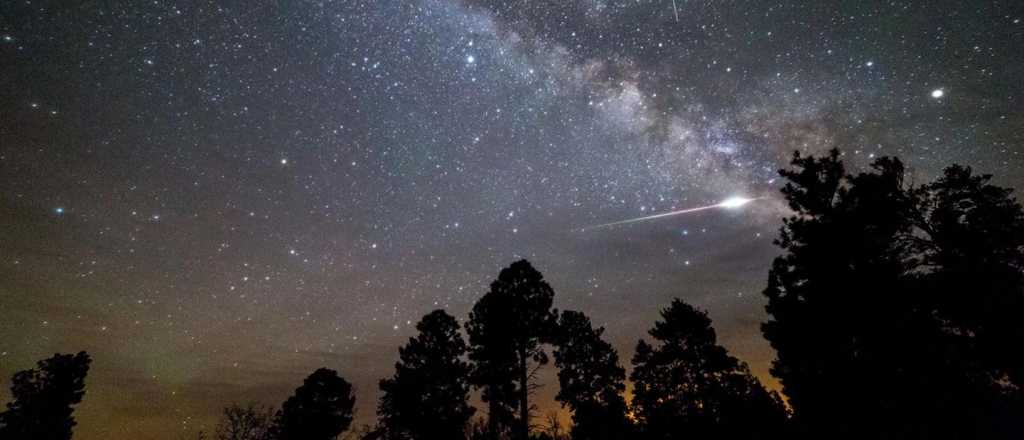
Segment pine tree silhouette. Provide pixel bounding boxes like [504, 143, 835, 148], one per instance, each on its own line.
[632, 300, 786, 440]
[271, 368, 356, 440]
[552, 310, 632, 440]
[919, 165, 1024, 390]
[467, 260, 558, 440]
[374, 309, 475, 440]
[764, 150, 1024, 439]
[0, 351, 92, 440]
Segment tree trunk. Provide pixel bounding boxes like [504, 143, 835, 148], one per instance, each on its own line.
[489, 397, 500, 439]
[518, 350, 529, 440]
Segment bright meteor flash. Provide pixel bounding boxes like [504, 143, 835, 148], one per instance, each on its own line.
[718, 196, 755, 209]
[581, 196, 761, 230]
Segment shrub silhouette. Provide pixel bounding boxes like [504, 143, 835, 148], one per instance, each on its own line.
[213, 403, 274, 440]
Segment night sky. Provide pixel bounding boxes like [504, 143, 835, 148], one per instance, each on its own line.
[2, 1, 1023, 438]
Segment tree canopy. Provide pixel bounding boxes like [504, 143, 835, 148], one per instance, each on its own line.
[272, 368, 356, 440]
[552, 310, 631, 440]
[467, 259, 558, 439]
[764, 150, 1024, 439]
[0, 351, 92, 440]
[632, 300, 787, 440]
[375, 309, 475, 440]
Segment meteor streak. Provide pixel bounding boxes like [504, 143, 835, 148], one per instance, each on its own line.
[581, 196, 759, 230]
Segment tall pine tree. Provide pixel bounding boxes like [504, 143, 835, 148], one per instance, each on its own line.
[467, 260, 558, 440]
[552, 310, 631, 440]
[375, 309, 475, 440]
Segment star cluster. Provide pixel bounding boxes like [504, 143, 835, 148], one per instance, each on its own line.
[1, 1, 1022, 438]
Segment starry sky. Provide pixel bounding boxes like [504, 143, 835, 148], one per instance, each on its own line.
[2, 1, 1023, 438]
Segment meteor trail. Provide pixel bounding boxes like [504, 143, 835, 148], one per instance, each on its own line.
[581, 196, 760, 230]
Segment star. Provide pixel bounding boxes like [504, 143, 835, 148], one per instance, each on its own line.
[3, 2, 1021, 436]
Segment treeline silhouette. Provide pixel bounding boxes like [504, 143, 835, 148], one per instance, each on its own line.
[3, 149, 1023, 440]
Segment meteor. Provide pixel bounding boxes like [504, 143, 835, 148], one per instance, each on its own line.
[581, 196, 759, 230]
[718, 196, 756, 209]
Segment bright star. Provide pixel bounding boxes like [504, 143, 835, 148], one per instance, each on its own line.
[931, 89, 944, 99]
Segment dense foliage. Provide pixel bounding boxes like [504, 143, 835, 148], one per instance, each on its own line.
[764, 150, 1024, 439]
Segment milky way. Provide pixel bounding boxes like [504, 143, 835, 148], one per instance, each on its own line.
[1, 1, 1022, 438]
